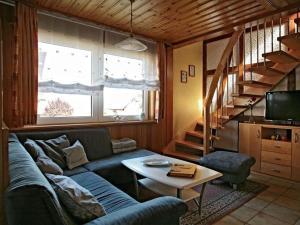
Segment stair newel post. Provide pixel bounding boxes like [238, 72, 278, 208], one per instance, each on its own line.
[257, 20, 259, 67]
[203, 105, 210, 155]
[264, 18, 266, 66]
[250, 22, 253, 81]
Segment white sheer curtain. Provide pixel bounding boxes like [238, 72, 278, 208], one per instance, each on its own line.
[38, 14, 159, 95]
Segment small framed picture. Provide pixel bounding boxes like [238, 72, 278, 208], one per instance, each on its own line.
[181, 71, 188, 83]
[189, 65, 195, 77]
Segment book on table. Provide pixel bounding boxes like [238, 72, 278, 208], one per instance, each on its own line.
[167, 164, 197, 178]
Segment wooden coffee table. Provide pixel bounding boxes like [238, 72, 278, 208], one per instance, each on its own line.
[122, 154, 222, 215]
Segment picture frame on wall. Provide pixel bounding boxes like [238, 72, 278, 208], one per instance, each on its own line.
[189, 65, 195, 77]
[181, 71, 188, 83]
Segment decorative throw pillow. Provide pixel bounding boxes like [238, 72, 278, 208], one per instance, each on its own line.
[62, 140, 89, 170]
[46, 174, 106, 222]
[35, 135, 70, 169]
[44, 135, 70, 154]
[24, 139, 47, 160]
[36, 140, 67, 169]
[36, 156, 63, 175]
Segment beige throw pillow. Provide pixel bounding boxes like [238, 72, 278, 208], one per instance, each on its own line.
[63, 140, 89, 170]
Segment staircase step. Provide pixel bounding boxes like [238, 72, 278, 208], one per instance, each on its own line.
[278, 33, 300, 50]
[186, 130, 220, 141]
[232, 93, 264, 98]
[250, 66, 284, 76]
[262, 50, 299, 64]
[196, 122, 224, 130]
[163, 149, 201, 163]
[237, 80, 273, 88]
[218, 115, 234, 120]
[175, 140, 205, 151]
[225, 104, 248, 109]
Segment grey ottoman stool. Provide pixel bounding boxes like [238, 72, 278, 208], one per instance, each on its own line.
[198, 151, 256, 189]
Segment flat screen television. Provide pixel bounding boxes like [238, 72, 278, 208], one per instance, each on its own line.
[265, 91, 300, 122]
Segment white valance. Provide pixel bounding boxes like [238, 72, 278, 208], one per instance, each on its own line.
[38, 14, 159, 94]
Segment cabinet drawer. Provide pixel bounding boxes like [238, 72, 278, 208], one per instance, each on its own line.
[261, 162, 291, 179]
[261, 151, 291, 166]
[262, 139, 291, 154]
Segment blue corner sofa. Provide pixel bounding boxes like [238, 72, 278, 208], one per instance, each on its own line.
[5, 127, 187, 225]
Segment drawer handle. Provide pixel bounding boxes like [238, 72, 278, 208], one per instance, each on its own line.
[275, 158, 281, 161]
[295, 133, 299, 143]
[271, 169, 281, 173]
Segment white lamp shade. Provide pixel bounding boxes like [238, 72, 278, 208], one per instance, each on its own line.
[115, 37, 148, 51]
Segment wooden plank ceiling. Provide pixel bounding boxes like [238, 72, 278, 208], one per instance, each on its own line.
[35, 0, 300, 45]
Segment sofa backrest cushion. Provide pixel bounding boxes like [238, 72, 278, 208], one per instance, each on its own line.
[16, 127, 113, 161]
[5, 135, 74, 225]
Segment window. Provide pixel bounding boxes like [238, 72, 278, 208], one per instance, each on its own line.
[37, 14, 158, 124]
[38, 43, 93, 120]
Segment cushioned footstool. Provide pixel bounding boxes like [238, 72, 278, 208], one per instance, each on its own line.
[198, 151, 255, 189]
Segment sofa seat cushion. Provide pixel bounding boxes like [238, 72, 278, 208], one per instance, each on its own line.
[199, 151, 255, 174]
[84, 149, 154, 185]
[63, 166, 89, 177]
[70, 172, 138, 214]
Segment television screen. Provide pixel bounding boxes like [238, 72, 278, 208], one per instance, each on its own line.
[265, 91, 300, 122]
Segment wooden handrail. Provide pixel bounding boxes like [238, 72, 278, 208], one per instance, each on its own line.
[203, 28, 244, 155]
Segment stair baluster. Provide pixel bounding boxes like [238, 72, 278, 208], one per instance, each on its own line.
[279, 17, 282, 51]
[264, 18, 266, 66]
[257, 20, 259, 67]
[271, 18, 274, 52]
[297, 10, 299, 33]
[243, 29, 246, 81]
[250, 22, 253, 81]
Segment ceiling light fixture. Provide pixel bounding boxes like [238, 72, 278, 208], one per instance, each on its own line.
[115, 0, 147, 51]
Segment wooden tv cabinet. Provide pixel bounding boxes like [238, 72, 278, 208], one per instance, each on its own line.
[239, 122, 300, 182]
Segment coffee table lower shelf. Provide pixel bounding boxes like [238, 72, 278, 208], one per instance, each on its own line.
[138, 178, 200, 202]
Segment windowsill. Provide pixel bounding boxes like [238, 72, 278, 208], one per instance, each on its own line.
[11, 120, 158, 132]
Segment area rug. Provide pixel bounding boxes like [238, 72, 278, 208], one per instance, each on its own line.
[180, 180, 267, 225]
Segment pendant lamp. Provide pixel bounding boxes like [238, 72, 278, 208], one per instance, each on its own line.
[115, 0, 147, 51]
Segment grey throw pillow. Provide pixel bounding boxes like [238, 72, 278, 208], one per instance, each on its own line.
[36, 140, 67, 169]
[45, 135, 70, 155]
[46, 174, 106, 222]
[35, 134, 70, 169]
[62, 140, 89, 170]
[36, 156, 63, 175]
[24, 139, 47, 160]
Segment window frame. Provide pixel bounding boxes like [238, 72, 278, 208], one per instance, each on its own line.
[37, 44, 149, 125]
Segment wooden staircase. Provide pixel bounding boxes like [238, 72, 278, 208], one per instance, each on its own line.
[164, 12, 300, 161]
[163, 122, 218, 162]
